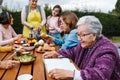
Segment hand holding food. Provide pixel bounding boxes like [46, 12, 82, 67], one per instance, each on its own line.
[40, 32, 45, 38]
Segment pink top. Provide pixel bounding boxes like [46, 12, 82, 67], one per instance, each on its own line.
[47, 16, 62, 33]
[0, 24, 17, 46]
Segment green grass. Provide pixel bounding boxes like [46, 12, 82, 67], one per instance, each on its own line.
[109, 36, 120, 43]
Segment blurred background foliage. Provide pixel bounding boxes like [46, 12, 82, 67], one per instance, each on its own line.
[2, 3, 120, 38]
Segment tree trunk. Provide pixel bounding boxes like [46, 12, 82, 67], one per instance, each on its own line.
[0, 0, 3, 13]
[0, 0, 3, 4]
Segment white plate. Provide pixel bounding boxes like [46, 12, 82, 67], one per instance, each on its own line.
[22, 52, 30, 55]
[17, 74, 32, 80]
[23, 46, 35, 51]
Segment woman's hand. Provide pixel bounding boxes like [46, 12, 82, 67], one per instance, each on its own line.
[38, 25, 42, 30]
[46, 23, 49, 30]
[17, 34, 23, 38]
[32, 28, 38, 33]
[42, 35, 54, 42]
[48, 69, 74, 80]
[0, 60, 19, 69]
[13, 34, 22, 41]
[12, 44, 20, 50]
[42, 51, 60, 58]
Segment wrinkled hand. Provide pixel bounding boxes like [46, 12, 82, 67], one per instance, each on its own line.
[48, 69, 74, 80]
[0, 60, 19, 69]
[42, 51, 59, 58]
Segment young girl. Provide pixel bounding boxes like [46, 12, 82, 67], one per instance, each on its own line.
[46, 5, 62, 39]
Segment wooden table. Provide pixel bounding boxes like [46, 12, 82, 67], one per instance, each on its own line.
[0, 45, 76, 80]
[0, 46, 60, 80]
[0, 50, 45, 80]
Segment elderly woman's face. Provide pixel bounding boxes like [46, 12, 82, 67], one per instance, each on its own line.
[29, 0, 38, 9]
[59, 17, 70, 33]
[77, 24, 96, 48]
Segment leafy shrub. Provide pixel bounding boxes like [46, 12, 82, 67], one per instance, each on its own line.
[7, 10, 120, 37]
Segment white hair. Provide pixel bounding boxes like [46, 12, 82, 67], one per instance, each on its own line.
[76, 16, 103, 39]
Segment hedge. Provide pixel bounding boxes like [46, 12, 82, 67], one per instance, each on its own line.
[9, 10, 120, 37]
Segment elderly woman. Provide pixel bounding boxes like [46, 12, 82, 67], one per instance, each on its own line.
[43, 16, 120, 80]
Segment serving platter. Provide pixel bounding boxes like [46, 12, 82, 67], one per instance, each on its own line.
[13, 54, 36, 65]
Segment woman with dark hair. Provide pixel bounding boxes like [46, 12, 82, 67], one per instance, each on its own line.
[0, 11, 22, 46]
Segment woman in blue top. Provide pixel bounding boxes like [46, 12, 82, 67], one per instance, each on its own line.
[46, 12, 79, 50]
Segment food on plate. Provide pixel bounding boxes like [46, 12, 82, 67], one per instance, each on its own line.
[43, 43, 50, 51]
[37, 46, 43, 51]
[22, 52, 30, 55]
[23, 46, 35, 51]
[15, 46, 25, 52]
[31, 39, 37, 43]
[27, 39, 37, 46]
[50, 47, 55, 51]
[15, 39, 23, 44]
[40, 32, 47, 38]
[38, 39, 44, 45]
[17, 39, 21, 43]
[36, 43, 55, 52]
[17, 54, 35, 62]
[34, 39, 44, 47]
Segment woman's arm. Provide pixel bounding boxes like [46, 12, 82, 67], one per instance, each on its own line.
[80, 53, 116, 80]
[40, 6, 46, 26]
[10, 26, 17, 37]
[60, 30, 79, 50]
[0, 60, 19, 69]
[54, 38, 65, 46]
[0, 46, 12, 52]
[53, 18, 62, 33]
[0, 31, 14, 46]
[21, 7, 33, 29]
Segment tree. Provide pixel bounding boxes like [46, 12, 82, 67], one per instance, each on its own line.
[0, 0, 3, 4]
[0, 0, 3, 13]
[115, 0, 120, 14]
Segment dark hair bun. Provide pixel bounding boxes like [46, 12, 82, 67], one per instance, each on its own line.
[0, 11, 11, 24]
